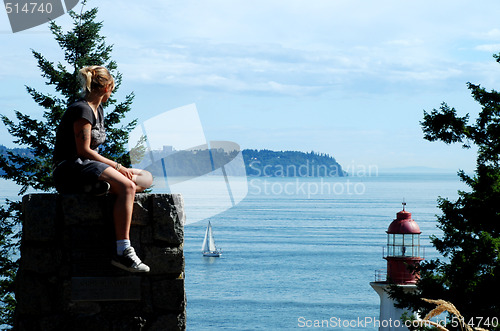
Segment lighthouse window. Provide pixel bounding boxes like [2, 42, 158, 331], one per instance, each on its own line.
[387, 233, 421, 256]
[387, 234, 393, 256]
[412, 234, 421, 257]
[403, 234, 413, 246]
[391, 234, 403, 256]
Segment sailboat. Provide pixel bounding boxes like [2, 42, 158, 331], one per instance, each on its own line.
[202, 221, 222, 257]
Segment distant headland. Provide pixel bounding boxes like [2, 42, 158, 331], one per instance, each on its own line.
[242, 149, 346, 177]
[0, 145, 346, 177]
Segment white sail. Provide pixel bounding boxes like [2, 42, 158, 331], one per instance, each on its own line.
[202, 221, 216, 252]
[201, 223, 209, 251]
[202, 221, 220, 256]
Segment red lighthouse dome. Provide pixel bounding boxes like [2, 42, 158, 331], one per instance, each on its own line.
[387, 210, 421, 234]
[384, 203, 424, 284]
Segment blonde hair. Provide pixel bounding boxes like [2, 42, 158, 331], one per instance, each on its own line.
[79, 66, 115, 95]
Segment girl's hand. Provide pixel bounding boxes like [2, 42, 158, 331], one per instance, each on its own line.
[118, 165, 134, 180]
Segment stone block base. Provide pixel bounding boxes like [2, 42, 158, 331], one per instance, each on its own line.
[15, 193, 186, 331]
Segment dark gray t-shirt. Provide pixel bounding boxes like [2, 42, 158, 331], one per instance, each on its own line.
[53, 99, 106, 164]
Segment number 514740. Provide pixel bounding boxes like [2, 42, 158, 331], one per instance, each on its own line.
[5, 2, 53, 14]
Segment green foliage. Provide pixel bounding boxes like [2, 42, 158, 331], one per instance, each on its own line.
[242, 149, 345, 177]
[0, 201, 21, 327]
[421, 102, 470, 147]
[0, 1, 136, 327]
[391, 56, 500, 330]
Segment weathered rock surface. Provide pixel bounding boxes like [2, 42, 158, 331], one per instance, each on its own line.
[15, 193, 186, 331]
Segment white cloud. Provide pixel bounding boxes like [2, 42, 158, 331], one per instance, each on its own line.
[4, 0, 500, 97]
[475, 44, 500, 53]
[385, 39, 424, 47]
[113, 36, 478, 97]
[477, 28, 500, 40]
[82, 0, 498, 98]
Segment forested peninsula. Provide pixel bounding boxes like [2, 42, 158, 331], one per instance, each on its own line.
[242, 149, 346, 177]
[1, 145, 346, 177]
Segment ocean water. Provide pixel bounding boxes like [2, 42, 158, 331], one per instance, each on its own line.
[181, 173, 466, 330]
[0, 173, 467, 330]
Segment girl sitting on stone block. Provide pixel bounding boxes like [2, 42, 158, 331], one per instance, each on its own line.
[52, 65, 152, 273]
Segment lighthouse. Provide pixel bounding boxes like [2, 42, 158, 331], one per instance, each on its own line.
[370, 203, 424, 330]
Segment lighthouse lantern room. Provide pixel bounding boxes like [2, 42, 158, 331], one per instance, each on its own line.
[384, 202, 424, 284]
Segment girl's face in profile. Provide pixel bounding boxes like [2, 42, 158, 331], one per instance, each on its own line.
[101, 83, 114, 104]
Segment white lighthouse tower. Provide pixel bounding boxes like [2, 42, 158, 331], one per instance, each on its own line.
[370, 203, 424, 330]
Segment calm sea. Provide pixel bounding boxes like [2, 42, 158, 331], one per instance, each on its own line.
[182, 173, 465, 330]
[0, 173, 467, 330]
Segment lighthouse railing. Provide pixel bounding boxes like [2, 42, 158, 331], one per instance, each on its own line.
[374, 269, 387, 282]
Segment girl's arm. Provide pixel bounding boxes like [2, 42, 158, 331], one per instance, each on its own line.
[73, 118, 133, 180]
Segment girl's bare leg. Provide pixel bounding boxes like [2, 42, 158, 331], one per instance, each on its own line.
[99, 166, 150, 273]
[99, 167, 136, 240]
[130, 169, 153, 192]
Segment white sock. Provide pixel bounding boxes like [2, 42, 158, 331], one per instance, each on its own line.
[116, 239, 131, 256]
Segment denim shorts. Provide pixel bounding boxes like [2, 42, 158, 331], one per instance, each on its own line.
[53, 158, 110, 193]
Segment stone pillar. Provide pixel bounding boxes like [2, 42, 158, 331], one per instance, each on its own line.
[15, 193, 186, 331]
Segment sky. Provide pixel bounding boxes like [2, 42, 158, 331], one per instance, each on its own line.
[2, 0, 500, 173]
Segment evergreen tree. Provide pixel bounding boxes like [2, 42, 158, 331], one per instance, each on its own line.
[391, 58, 500, 330]
[0, 1, 136, 326]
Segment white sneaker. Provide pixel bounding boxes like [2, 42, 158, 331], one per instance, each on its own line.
[111, 247, 150, 273]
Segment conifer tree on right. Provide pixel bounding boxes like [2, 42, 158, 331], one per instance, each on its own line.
[390, 54, 500, 330]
